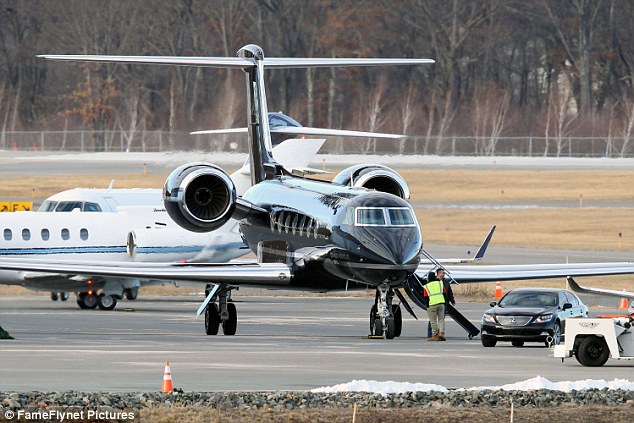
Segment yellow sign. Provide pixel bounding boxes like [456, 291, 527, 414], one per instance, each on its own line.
[0, 201, 32, 212]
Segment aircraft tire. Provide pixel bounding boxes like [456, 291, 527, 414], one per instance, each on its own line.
[511, 340, 524, 347]
[576, 336, 609, 367]
[124, 288, 138, 301]
[97, 294, 117, 311]
[481, 336, 497, 347]
[51, 292, 59, 301]
[369, 305, 378, 334]
[60, 292, 69, 301]
[77, 293, 88, 309]
[205, 303, 221, 335]
[392, 304, 402, 337]
[83, 293, 98, 309]
[222, 303, 238, 335]
[77, 292, 98, 309]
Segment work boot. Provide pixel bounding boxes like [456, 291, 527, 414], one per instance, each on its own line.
[427, 335, 440, 341]
[438, 332, 446, 341]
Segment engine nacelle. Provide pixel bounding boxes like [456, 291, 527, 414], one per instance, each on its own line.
[332, 164, 410, 200]
[163, 162, 237, 233]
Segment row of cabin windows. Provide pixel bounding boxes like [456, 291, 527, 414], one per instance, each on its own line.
[3, 228, 89, 241]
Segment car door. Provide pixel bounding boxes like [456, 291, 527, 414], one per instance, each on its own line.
[565, 291, 587, 317]
[558, 291, 575, 320]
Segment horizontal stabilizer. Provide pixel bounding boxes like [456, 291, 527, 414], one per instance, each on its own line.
[38, 55, 434, 70]
[263, 58, 435, 68]
[38, 55, 255, 68]
[192, 126, 405, 139]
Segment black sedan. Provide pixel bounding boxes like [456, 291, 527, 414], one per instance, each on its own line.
[480, 288, 588, 347]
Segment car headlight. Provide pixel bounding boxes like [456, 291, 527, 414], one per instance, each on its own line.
[535, 313, 553, 323]
[482, 313, 497, 324]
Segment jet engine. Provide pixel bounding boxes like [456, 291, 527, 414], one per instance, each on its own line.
[163, 162, 237, 232]
[332, 164, 410, 200]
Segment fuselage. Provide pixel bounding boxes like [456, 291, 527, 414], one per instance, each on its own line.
[239, 176, 423, 290]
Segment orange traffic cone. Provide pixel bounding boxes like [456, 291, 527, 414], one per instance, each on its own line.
[161, 361, 173, 393]
[619, 297, 629, 310]
[494, 282, 503, 299]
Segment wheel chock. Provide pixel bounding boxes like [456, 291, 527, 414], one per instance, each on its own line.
[366, 335, 384, 339]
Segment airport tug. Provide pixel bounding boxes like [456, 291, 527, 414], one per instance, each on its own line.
[554, 304, 634, 367]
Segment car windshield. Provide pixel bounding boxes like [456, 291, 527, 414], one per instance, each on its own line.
[498, 291, 558, 307]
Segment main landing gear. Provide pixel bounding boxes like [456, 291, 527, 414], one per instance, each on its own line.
[51, 292, 70, 302]
[204, 284, 237, 336]
[369, 283, 402, 339]
[76, 292, 118, 310]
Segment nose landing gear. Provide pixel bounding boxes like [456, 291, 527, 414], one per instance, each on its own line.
[369, 283, 402, 339]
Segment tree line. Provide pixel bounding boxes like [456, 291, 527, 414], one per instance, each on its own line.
[1, 0, 634, 155]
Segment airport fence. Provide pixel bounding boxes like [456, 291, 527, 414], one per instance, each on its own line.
[1, 130, 633, 158]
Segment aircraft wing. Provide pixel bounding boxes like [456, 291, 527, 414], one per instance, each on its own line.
[566, 277, 634, 300]
[0, 258, 292, 288]
[417, 262, 634, 283]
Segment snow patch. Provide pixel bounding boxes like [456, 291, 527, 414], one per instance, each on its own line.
[312, 377, 634, 394]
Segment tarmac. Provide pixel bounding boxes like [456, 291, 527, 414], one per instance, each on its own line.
[0, 295, 629, 392]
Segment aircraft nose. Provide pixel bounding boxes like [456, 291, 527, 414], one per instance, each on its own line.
[358, 227, 421, 265]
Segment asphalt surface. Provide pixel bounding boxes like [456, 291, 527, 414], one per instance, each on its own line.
[0, 295, 629, 392]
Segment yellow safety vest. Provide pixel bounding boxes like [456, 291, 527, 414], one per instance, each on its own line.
[424, 280, 445, 306]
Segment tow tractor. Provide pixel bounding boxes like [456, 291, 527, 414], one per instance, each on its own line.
[554, 314, 634, 367]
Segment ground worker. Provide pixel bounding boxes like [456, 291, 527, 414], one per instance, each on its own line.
[423, 269, 448, 341]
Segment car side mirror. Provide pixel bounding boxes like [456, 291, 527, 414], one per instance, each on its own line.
[489, 301, 497, 307]
[562, 303, 572, 310]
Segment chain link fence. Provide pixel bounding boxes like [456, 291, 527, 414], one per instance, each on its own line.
[2, 131, 633, 157]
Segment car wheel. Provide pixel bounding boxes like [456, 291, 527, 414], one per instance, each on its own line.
[576, 336, 609, 367]
[481, 336, 496, 347]
[548, 321, 562, 346]
[511, 340, 524, 347]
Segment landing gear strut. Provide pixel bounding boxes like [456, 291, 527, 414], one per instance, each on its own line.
[370, 284, 401, 339]
[204, 284, 237, 335]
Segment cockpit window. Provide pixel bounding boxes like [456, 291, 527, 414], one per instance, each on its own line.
[84, 202, 102, 212]
[356, 208, 386, 226]
[388, 208, 416, 226]
[55, 201, 83, 212]
[38, 201, 58, 212]
[355, 207, 416, 227]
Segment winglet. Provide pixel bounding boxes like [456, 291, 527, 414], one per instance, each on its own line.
[473, 225, 496, 260]
[567, 276, 634, 300]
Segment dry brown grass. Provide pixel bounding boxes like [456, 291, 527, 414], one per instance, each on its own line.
[138, 405, 632, 423]
[419, 208, 634, 251]
[400, 168, 634, 202]
[0, 173, 169, 199]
